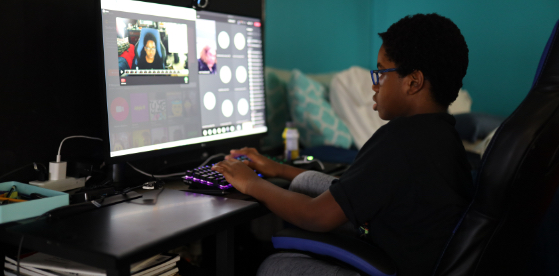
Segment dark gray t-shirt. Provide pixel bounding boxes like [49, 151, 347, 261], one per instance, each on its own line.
[330, 113, 473, 276]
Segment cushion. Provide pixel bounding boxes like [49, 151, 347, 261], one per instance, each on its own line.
[287, 69, 353, 149]
[448, 89, 473, 114]
[119, 44, 135, 70]
[262, 71, 291, 150]
[329, 66, 388, 149]
[265, 67, 337, 90]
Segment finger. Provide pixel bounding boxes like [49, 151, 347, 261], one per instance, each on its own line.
[242, 160, 250, 166]
[211, 161, 228, 172]
[211, 165, 223, 173]
[224, 158, 242, 164]
[238, 148, 260, 160]
[230, 148, 249, 157]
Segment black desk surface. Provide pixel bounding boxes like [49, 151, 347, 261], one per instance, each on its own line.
[1, 189, 263, 272]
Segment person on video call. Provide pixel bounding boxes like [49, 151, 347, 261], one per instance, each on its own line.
[198, 45, 217, 74]
[137, 32, 164, 70]
[212, 13, 473, 276]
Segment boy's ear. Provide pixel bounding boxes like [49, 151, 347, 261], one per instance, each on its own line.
[406, 70, 425, 95]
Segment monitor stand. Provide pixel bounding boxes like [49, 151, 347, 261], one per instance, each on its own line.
[111, 163, 129, 190]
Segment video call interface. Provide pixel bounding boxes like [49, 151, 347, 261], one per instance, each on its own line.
[100, 0, 266, 157]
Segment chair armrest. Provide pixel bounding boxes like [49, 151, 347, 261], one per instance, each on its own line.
[272, 228, 396, 276]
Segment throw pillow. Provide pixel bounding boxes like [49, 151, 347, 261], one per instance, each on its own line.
[262, 71, 291, 150]
[287, 69, 353, 149]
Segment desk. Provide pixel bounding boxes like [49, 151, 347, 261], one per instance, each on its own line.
[0, 189, 268, 276]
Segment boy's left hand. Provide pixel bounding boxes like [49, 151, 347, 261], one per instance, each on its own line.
[211, 159, 261, 194]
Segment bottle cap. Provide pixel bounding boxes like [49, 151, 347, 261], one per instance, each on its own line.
[286, 122, 295, 128]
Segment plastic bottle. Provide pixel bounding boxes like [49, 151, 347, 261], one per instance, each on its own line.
[282, 122, 300, 161]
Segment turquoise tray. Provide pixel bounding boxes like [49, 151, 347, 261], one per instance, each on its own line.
[0, 181, 69, 224]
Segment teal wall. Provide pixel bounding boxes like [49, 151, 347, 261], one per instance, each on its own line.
[264, 0, 559, 117]
[370, 0, 559, 117]
[264, 0, 372, 74]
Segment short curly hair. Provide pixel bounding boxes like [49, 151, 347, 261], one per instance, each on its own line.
[378, 13, 469, 107]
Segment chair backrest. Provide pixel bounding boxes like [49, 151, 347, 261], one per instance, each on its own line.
[433, 19, 559, 276]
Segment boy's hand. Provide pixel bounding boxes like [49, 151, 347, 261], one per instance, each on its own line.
[211, 159, 261, 194]
[225, 147, 283, 178]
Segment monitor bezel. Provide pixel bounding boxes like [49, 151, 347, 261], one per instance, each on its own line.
[94, 0, 267, 164]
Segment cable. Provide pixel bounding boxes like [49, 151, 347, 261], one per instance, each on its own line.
[126, 153, 227, 179]
[0, 163, 33, 181]
[134, 187, 165, 205]
[33, 162, 47, 172]
[150, 187, 165, 204]
[121, 184, 145, 194]
[17, 235, 24, 276]
[57, 136, 103, 162]
[314, 160, 325, 171]
[198, 153, 227, 167]
[126, 162, 185, 178]
[75, 179, 113, 193]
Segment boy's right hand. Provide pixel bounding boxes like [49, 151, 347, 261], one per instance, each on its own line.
[225, 147, 283, 178]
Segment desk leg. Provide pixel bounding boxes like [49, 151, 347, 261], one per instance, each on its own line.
[216, 226, 234, 276]
[107, 265, 130, 276]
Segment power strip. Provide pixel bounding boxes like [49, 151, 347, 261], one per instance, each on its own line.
[29, 177, 86, 191]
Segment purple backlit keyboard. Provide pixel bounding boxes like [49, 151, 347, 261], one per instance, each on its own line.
[183, 165, 233, 190]
[182, 159, 263, 191]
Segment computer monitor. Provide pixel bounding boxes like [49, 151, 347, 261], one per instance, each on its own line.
[97, 0, 266, 163]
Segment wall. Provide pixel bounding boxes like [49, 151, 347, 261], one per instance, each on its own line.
[264, 0, 559, 117]
[264, 0, 372, 74]
[371, 0, 559, 117]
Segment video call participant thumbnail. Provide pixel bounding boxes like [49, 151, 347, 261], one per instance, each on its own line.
[137, 32, 165, 70]
[198, 45, 216, 74]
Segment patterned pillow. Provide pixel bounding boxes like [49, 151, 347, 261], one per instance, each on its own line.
[262, 72, 291, 150]
[287, 69, 353, 149]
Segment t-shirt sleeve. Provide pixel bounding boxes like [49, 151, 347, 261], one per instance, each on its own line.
[329, 121, 411, 226]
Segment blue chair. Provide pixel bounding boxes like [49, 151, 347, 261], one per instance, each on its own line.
[271, 19, 559, 276]
[132, 28, 167, 69]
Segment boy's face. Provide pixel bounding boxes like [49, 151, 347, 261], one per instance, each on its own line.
[372, 45, 407, 120]
[145, 40, 156, 60]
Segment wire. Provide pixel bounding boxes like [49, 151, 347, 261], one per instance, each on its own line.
[17, 235, 24, 276]
[33, 162, 47, 172]
[0, 163, 33, 182]
[57, 136, 103, 162]
[198, 153, 227, 167]
[128, 187, 165, 206]
[121, 184, 145, 194]
[150, 187, 164, 204]
[126, 153, 227, 178]
[75, 179, 113, 193]
[126, 162, 185, 178]
[314, 160, 325, 171]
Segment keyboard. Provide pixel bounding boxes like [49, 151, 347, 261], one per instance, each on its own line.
[182, 156, 263, 190]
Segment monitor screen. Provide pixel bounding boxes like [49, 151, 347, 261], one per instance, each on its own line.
[99, 0, 266, 159]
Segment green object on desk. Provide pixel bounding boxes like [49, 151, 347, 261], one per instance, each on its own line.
[6, 185, 18, 198]
[0, 181, 68, 224]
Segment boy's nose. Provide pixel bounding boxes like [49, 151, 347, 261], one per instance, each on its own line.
[372, 84, 379, 93]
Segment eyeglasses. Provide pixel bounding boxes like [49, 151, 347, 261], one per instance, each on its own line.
[371, 68, 398, 85]
[145, 47, 156, 51]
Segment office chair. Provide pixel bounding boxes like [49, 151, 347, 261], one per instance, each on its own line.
[132, 28, 167, 69]
[271, 19, 559, 276]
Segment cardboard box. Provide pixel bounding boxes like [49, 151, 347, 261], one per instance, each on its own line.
[0, 181, 69, 224]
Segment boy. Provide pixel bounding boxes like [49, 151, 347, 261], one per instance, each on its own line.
[212, 13, 473, 276]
